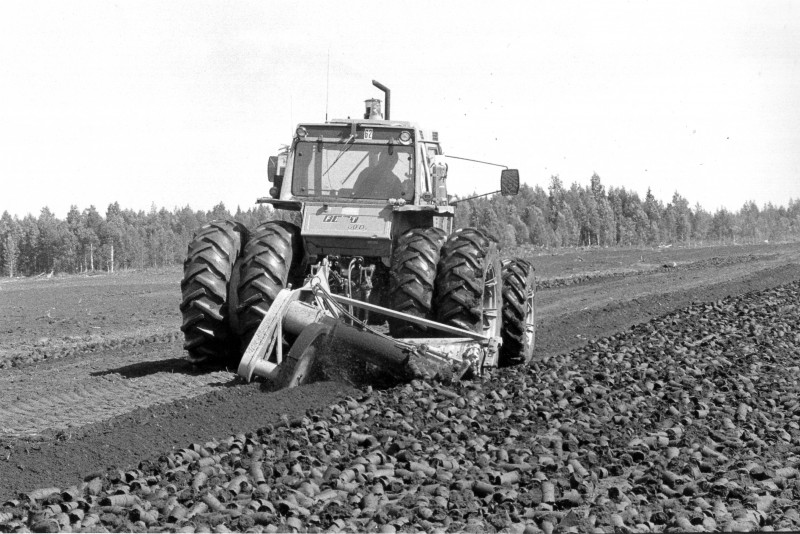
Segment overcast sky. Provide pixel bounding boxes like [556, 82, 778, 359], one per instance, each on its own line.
[1, 0, 798, 219]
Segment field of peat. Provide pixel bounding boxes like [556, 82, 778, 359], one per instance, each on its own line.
[0, 242, 799, 532]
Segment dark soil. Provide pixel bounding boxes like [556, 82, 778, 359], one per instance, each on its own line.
[3, 274, 800, 532]
[0, 381, 359, 503]
[0, 242, 799, 509]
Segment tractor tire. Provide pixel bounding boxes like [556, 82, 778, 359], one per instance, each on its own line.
[388, 226, 447, 337]
[180, 219, 247, 366]
[433, 228, 502, 338]
[499, 259, 536, 366]
[236, 221, 304, 346]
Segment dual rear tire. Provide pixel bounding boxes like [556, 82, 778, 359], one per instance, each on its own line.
[389, 226, 536, 367]
[434, 228, 535, 367]
[180, 220, 302, 367]
[181, 221, 535, 369]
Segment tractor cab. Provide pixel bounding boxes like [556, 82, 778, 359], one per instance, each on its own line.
[266, 89, 449, 208]
[262, 94, 454, 259]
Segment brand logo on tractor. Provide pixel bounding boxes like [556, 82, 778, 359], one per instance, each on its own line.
[323, 215, 360, 223]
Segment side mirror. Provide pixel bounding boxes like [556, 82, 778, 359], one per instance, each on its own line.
[267, 156, 278, 183]
[500, 169, 520, 196]
[432, 154, 448, 180]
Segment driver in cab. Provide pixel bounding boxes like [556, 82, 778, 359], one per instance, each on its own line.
[352, 148, 413, 200]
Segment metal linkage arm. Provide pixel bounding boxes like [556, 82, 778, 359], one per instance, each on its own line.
[324, 293, 491, 343]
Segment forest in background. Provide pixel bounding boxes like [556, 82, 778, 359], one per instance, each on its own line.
[1, 173, 799, 277]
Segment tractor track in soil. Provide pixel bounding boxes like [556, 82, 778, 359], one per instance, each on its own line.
[0, 243, 799, 501]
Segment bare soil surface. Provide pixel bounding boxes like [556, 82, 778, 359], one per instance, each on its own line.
[0, 242, 799, 508]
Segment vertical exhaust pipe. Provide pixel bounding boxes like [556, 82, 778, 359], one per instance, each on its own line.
[372, 80, 390, 120]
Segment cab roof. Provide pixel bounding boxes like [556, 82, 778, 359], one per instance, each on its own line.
[298, 118, 440, 143]
[327, 118, 414, 128]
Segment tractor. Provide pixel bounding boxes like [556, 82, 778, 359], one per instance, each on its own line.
[179, 81, 536, 388]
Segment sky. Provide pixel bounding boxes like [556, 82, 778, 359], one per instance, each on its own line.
[1, 0, 799, 219]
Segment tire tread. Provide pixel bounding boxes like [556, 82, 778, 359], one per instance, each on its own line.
[500, 258, 536, 366]
[433, 228, 494, 332]
[388, 227, 447, 337]
[236, 221, 303, 345]
[180, 219, 247, 365]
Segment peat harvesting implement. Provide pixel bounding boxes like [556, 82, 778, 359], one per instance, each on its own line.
[180, 81, 537, 389]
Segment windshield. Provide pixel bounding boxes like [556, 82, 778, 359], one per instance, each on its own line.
[292, 141, 414, 200]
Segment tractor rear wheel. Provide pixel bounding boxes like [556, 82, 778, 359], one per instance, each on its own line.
[433, 228, 502, 338]
[236, 221, 304, 347]
[500, 259, 536, 366]
[388, 226, 447, 337]
[180, 219, 247, 366]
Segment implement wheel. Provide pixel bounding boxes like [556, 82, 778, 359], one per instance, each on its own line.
[388, 226, 447, 337]
[180, 219, 247, 366]
[275, 322, 332, 389]
[433, 228, 502, 338]
[236, 221, 304, 347]
[500, 259, 536, 366]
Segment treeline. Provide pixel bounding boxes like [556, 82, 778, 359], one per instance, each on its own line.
[1, 174, 799, 277]
[0, 202, 273, 277]
[455, 174, 800, 250]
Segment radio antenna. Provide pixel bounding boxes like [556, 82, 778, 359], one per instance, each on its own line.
[325, 49, 330, 121]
